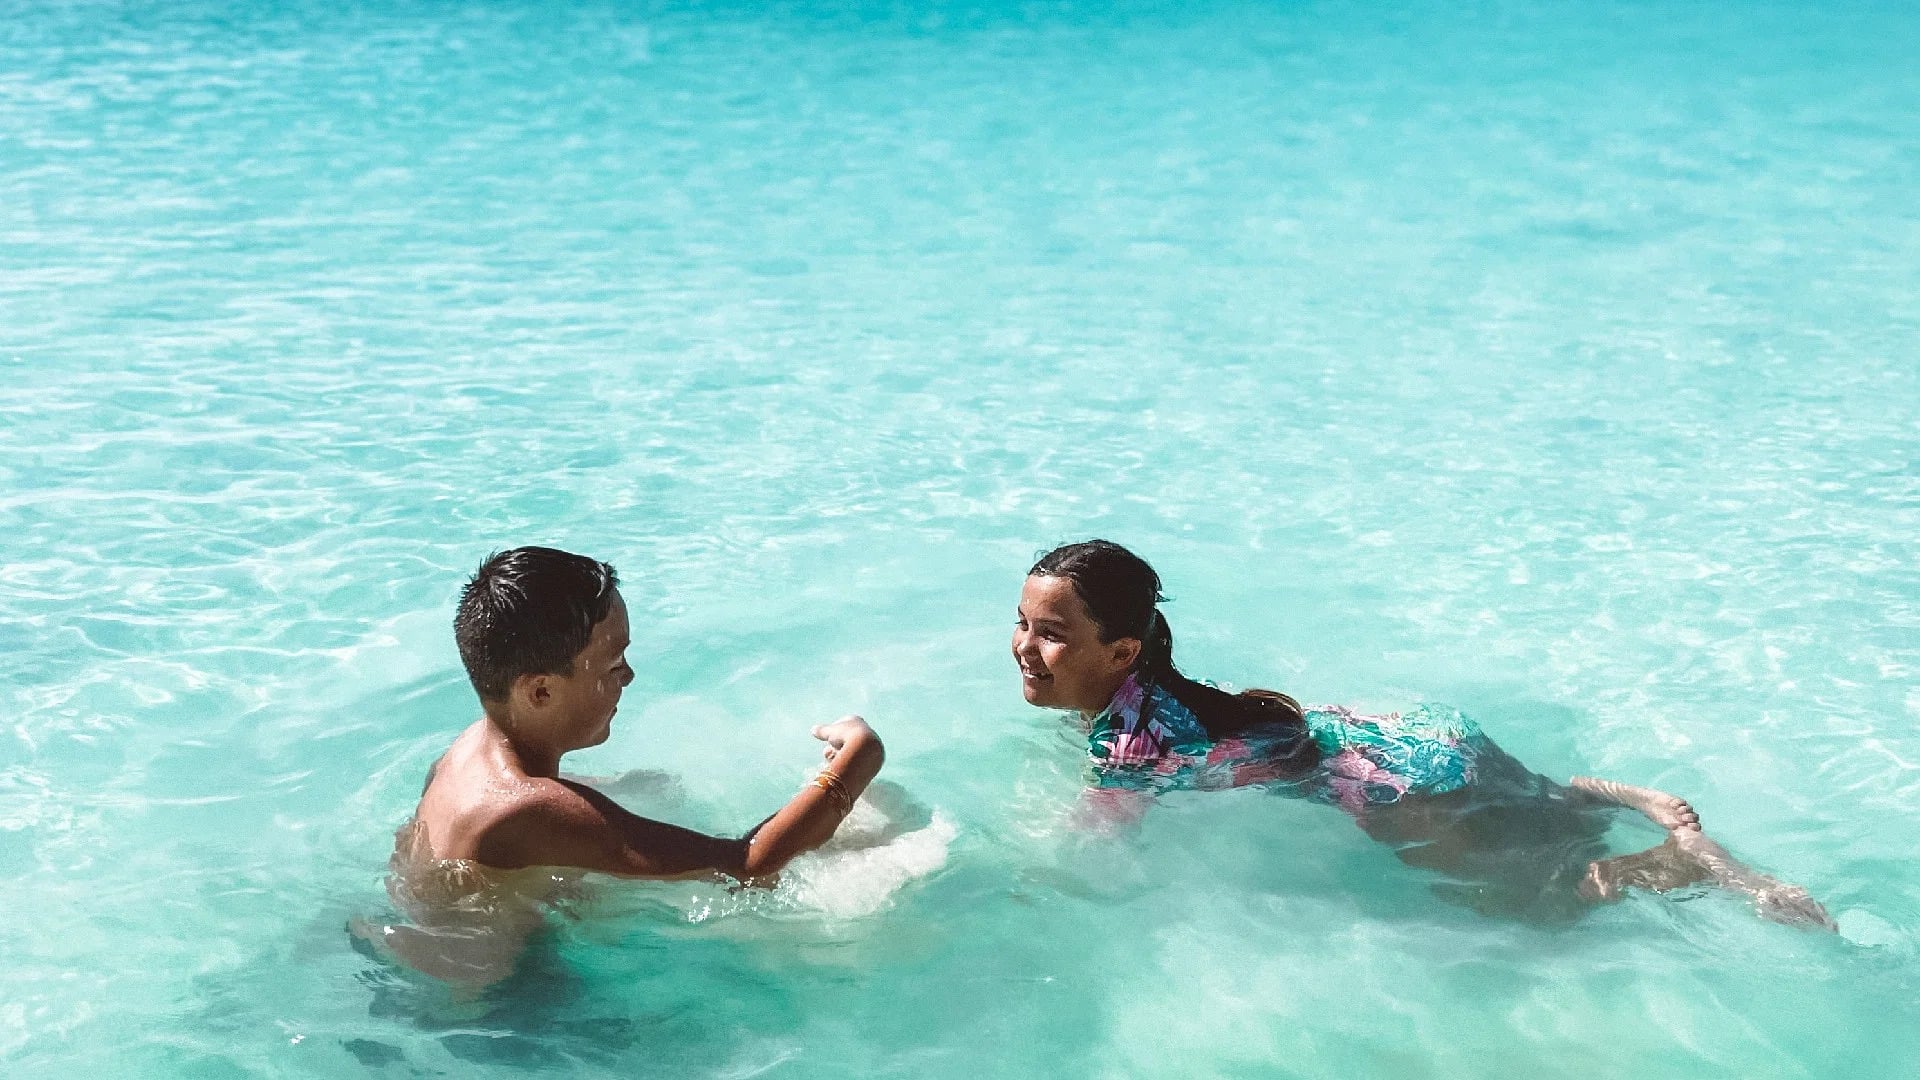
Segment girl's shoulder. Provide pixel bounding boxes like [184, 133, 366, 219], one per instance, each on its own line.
[1086, 679, 1211, 768]
[1142, 682, 1211, 746]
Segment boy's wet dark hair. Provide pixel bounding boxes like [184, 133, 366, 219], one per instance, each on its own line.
[454, 546, 620, 703]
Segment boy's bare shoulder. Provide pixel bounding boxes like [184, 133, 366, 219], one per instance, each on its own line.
[463, 776, 626, 869]
[418, 748, 590, 863]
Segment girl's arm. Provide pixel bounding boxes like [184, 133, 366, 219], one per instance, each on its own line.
[1074, 784, 1153, 832]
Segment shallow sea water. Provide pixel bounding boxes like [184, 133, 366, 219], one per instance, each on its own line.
[3, 0, 1917, 1075]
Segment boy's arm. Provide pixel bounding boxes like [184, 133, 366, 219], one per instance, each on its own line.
[476, 781, 749, 879]
[476, 718, 885, 882]
[730, 720, 884, 876]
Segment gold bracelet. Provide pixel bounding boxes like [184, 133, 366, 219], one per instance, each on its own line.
[812, 771, 851, 815]
[810, 770, 853, 816]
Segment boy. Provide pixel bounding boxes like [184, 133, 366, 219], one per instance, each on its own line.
[360, 546, 883, 984]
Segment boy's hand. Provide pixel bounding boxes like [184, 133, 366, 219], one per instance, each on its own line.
[812, 715, 874, 763]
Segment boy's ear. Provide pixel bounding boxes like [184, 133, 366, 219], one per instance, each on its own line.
[511, 672, 552, 709]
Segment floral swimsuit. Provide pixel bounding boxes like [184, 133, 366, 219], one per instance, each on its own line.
[1085, 675, 1485, 815]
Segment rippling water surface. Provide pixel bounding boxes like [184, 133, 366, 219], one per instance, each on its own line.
[4, 0, 1917, 1075]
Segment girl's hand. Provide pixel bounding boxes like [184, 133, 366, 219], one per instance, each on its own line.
[812, 715, 874, 763]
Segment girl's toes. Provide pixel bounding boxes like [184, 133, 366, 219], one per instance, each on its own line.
[1656, 797, 1702, 831]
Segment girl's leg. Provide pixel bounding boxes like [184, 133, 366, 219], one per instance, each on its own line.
[1669, 829, 1836, 929]
[1577, 835, 1711, 901]
[1564, 777, 1833, 928]
[1566, 775, 1701, 832]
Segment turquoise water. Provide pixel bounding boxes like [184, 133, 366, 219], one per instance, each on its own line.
[4, 0, 1917, 1074]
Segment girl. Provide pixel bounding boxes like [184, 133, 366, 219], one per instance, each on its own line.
[1013, 539, 1830, 927]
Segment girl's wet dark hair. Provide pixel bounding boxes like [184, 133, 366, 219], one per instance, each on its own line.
[1029, 540, 1317, 768]
[455, 546, 620, 702]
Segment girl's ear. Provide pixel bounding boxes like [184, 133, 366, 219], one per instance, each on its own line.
[1108, 636, 1142, 674]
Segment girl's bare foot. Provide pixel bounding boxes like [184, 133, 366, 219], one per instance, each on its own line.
[1568, 776, 1703, 832]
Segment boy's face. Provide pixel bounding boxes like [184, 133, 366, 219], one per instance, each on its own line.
[532, 590, 634, 750]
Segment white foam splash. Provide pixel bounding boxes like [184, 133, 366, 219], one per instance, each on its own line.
[778, 792, 955, 920]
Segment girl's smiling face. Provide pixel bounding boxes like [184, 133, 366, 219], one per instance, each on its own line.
[1012, 574, 1141, 715]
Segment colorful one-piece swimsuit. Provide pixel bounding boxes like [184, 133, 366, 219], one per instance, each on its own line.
[1085, 675, 1486, 816]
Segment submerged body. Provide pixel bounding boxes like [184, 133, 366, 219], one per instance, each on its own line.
[1079, 670, 1829, 925]
[1018, 540, 1832, 928]
[358, 815, 580, 986]
[357, 717, 619, 986]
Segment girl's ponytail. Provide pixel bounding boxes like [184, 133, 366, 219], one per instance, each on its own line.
[1029, 540, 1317, 774]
